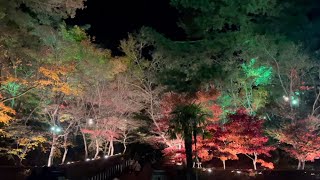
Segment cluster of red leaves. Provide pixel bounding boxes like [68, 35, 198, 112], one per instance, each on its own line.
[196, 124, 238, 162]
[271, 116, 320, 163]
[256, 159, 274, 169]
[155, 90, 275, 169]
[196, 109, 274, 169]
[226, 109, 274, 157]
[81, 117, 121, 140]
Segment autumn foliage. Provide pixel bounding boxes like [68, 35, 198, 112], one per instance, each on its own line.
[268, 116, 320, 169]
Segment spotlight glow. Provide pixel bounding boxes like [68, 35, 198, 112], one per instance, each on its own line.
[283, 95, 289, 102]
[292, 99, 299, 105]
[207, 169, 212, 173]
[56, 127, 61, 132]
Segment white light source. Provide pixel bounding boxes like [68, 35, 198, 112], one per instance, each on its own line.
[292, 99, 299, 105]
[207, 169, 212, 173]
[67, 162, 71, 164]
[56, 127, 61, 133]
[50, 127, 55, 131]
[85, 158, 90, 161]
[236, 170, 241, 174]
[283, 95, 289, 102]
[104, 155, 109, 159]
[88, 118, 94, 125]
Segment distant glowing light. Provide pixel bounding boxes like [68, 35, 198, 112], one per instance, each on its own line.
[85, 158, 90, 161]
[207, 169, 212, 173]
[67, 162, 71, 164]
[88, 118, 94, 125]
[51, 126, 62, 133]
[236, 170, 242, 174]
[283, 95, 289, 102]
[104, 155, 109, 159]
[56, 127, 61, 132]
[292, 99, 299, 105]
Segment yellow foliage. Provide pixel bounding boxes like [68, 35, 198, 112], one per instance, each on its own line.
[0, 102, 15, 124]
[8, 136, 46, 160]
[38, 65, 81, 96]
[39, 67, 61, 81]
[108, 57, 128, 78]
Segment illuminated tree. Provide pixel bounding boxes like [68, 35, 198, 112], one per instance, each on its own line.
[169, 103, 208, 169]
[267, 116, 320, 170]
[226, 109, 274, 170]
[7, 136, 46, 164]
[197, 124, 238, 169]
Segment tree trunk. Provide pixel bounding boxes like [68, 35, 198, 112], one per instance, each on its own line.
[297, 160, 301, 170]
[94, 138, 99, 159]
[81, 131, 88, 159]
[48, 134, 56, 167]
[222, 160, 226, 170]
[123, 140, 127, 154]
[110, 139, 114, 156]
[253, 152, 257, 170]
[184, 131, 193, 180]
[61, 135, 68, 164]
[302, 160, 305, 170]
[108, 142, 111, 156]
[103, 141, 109, 155]
[184, 133, 193, 169]
[61, 148, 68, 164]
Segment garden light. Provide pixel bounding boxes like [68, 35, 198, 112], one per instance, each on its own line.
[56, 127, 61, 132]
[292, 99, 299, 105]
[283, 95, 289, 102]
[50, 126, 62, 134]
[88, 118, 94, 125]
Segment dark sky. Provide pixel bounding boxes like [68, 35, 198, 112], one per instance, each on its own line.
[68, 0, 185, 54]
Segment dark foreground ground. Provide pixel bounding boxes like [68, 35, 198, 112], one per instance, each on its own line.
[120, 165, 320, 180]
[2, 160, 320, 179]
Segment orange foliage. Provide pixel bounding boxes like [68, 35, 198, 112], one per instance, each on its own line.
[256, 159, 274, 169]
[37, 65, 80, 95]
[0, 101, 15, 124]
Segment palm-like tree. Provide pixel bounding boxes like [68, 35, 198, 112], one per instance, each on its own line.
[169, 103, 207, 169]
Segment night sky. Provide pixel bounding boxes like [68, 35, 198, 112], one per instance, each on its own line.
[68, 0, 185, 54]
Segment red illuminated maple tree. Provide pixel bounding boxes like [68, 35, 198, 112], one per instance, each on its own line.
[268, 116, 320, 170]
[197, 124, 238, 169]
[226, 109, 274, 170]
